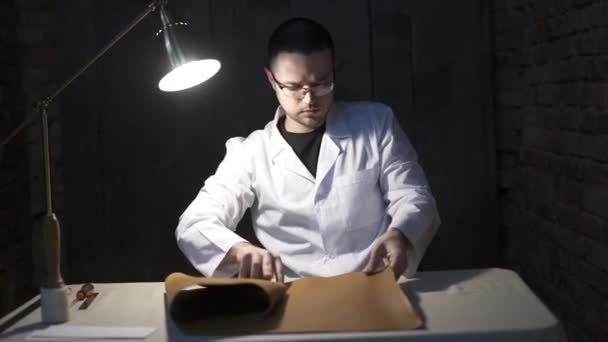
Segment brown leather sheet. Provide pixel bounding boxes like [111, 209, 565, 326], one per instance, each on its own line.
[164, 266, 422, 334]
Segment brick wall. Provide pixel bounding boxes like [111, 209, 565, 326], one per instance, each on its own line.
[0, 0, 60, 317]
[493, 0, 608, 341]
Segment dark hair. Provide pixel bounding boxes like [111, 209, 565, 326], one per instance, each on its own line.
[266, 17, 335, 67]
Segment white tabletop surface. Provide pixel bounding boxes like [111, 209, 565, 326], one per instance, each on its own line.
[0, 268, 566, 341]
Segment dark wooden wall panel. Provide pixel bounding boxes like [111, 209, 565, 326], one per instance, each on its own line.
[369, 0, 415, 142]
[96, 0, 182, 281]
[411, 1, 498, 269]
[173, 0, 223, 202]
[60, 0, 107, 282]
[57, 0, 496, 282]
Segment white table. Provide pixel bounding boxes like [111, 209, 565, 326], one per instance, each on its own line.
[0, 268, 566, 341]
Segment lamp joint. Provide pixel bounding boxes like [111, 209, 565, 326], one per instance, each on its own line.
[35, 97, 52, 114]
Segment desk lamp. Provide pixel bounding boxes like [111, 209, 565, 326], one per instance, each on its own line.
[0, 0, 220, 323]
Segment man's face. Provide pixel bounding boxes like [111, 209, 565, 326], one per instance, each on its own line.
[265, 49, 334, 133]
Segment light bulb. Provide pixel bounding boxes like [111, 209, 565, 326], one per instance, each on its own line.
[158, 59, 221, 92]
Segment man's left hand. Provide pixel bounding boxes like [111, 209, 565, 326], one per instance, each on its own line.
[363, 228, 412, 279]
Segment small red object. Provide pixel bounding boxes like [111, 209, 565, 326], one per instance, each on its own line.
[78, 292, 98, 310]
[76, 283, 94, 300]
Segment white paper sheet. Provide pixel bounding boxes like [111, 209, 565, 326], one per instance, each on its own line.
[26, 325, 156, 341]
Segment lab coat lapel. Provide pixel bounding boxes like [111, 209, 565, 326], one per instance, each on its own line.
[316, 134, 342, 185]
[283, 149, 315, 182]
[269, 108, 315, 183]
[316, 103, 349, 185]
[269, 104, 350, 184]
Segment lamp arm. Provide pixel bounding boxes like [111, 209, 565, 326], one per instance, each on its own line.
[40, 0, 167, 290]
[42, 0, 167, 108]
[35, 0, 166, 219]
[0, 0, 167, 291]
[0, 0, 167, 149]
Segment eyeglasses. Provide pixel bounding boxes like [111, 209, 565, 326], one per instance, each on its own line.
[270, 71, 334, 99]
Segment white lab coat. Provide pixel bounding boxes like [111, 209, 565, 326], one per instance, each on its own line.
[176, 101, 440, 281]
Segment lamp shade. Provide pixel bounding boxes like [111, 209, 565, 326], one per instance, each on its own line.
[156, 6, 220, 92]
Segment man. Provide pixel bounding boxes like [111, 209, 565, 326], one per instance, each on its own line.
[176, 18, 439, 282]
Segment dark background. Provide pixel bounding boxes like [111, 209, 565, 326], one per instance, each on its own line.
[3, 1, 607, 341]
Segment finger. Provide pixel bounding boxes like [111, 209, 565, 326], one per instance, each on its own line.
[363, 244, 386, 274]
[384, 254, 399, 277]
[250, 253, 262, 279]
[393, 253, 409, 279]
[239, 254, 251, 278]
[384, 249, 407, 279]
[385, 255, 394, 268]
[262, 253, 274, 280]
[274, 256, 284, 283]
[362, 246, 379, 273]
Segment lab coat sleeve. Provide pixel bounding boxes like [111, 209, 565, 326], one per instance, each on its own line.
[175, 137, 255, 278]
[377, 106, 440, 278]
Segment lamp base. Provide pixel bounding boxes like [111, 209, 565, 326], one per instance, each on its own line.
[40, 286, 70, 323]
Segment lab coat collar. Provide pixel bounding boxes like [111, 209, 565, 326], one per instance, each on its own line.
[269, 104, 350, 156]
[268, 108, 314, 181]
[268, 103, 348, 183]
[269, 106, 289, 159]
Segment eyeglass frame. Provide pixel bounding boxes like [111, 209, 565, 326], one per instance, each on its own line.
[269, 70, 335, 99]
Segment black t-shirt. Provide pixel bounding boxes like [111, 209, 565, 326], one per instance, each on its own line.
[278, 116, 325, 178]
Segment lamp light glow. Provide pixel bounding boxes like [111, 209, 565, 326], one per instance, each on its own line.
[156, 5, 220, 92]
[159, 59, 220, 92]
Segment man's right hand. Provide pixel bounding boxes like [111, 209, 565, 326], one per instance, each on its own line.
[222, 242, 284, 282]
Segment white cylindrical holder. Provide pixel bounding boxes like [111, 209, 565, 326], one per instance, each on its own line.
[40, 286, 69, 323]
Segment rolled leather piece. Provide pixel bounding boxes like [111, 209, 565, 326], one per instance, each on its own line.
[164, 266, 422, 334]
